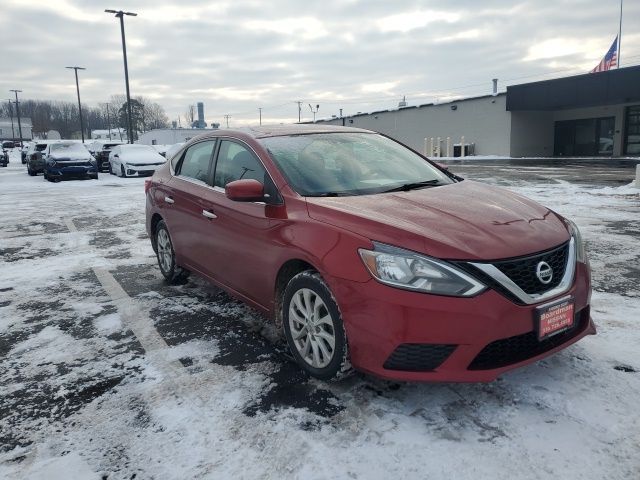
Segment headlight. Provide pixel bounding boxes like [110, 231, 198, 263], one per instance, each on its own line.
[566, 219, 587, 263]
[359, 242, 486, 297]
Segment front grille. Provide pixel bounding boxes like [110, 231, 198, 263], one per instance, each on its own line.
[493, 242, 569, 295]
[468, 307, 589, 370]
[383, 343, 456, 371]
[60, 162, 91, 167]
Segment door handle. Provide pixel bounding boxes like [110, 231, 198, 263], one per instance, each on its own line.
[202, 209, 217, 219]
[164, 196, 174, 204]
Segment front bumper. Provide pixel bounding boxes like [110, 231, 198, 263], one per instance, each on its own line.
[46, 165, 98, 179]
[123, 164, 162, 177]
[328, 262, 594, 382]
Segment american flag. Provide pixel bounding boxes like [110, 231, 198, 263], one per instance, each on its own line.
[591, 36, 618, 73]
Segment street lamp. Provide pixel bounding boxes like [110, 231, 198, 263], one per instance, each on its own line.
[308, 104, 319, 122]
[105, 9, 137, 144]
[9, 90, 23, 148]
[66, 66, 86, 142]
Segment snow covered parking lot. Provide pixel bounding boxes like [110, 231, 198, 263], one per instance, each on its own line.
[1, 152, 639, 480]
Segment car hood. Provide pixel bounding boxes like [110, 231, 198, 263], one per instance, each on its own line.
[119, 152, 166, 164]
[305, 180, 570, 261]
[49, 152, 92, 161]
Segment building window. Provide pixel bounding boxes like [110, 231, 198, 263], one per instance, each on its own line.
[554, 117, 615, 156]
[624, 106, 640, 155]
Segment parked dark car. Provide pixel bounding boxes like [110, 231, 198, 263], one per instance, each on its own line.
[21, 142, 32, 163]
[2, 141, 15, 149]
[145, 125, 594, 382]
[95, 142, 125, 172]
[0, 149, 8, 167]
[26, 142, 52, 175]
[44, 142, 98, 182]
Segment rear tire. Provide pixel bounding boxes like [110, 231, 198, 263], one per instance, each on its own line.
[155, 220, 190, 284]
[282, 270, 352, 381]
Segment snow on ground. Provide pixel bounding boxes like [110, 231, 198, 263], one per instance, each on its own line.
[1, 150, 639, 479]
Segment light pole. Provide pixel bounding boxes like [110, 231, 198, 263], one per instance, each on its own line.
[308, 104, 319, 122]
[9, 90, 23, 147]
[224, 114, 231, 128]
[7, 100, 15, 142]
[66, 66, 86, 142]
[259, 107, 262, 126]
[105, 9, 137, 143]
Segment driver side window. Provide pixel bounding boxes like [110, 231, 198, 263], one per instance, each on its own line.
[177, 141, 216, 182]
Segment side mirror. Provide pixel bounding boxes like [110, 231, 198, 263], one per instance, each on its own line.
[114, 154, 119, 158]
[225, 179, 265, 202]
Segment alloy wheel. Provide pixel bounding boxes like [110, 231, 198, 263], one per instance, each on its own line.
[288, 288, 336, 368]
[156, 228, 173, 273]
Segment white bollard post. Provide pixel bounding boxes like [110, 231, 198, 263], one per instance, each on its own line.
[460, 136, 465, 158]
[424, 138, 428, 156]
[436, 137, 441, 157]
[446, 137, 451, 157]
[429, 138, 434, 157]
[636, 164, 640, 188]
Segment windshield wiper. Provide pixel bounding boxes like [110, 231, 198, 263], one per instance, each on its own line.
[382, 179, 443, 193]
[308, 191, 347, 197]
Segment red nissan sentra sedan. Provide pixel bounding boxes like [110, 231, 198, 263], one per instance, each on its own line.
[145, 125, 595, 382]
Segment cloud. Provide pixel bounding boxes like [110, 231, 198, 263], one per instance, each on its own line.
[0, 0, 638, 127]
[376, 10, 460, 33]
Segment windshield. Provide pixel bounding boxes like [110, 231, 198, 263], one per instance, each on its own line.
[260, 132, 452, 196]
[36, 144, 48, 151]
[50, 143, 87, 154]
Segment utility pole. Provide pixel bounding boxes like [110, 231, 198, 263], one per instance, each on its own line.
[10, 90, 23, 148]
[224, 114, 231, 128]
[258, 107, 262, 126]
[105, 9, 137, 143]
[7, 100, 15, 142]
[66, 66, 86, 142]
[308, 104, 319, 122]
[296, 101, 302, 122]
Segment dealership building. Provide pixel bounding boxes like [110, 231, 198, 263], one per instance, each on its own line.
[317, 65, 640, 158]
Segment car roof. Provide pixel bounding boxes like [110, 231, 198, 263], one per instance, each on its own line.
[196, 124, 374, 140]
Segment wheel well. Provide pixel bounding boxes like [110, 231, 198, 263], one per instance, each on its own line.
[149, 213, 163, 252]
[274, 259, 316, 328]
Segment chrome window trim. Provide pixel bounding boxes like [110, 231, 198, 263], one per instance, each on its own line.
[468, 237, 576, 305]
[170, 136, 278, 205]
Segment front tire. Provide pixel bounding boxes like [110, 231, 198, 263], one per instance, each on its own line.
[282, 271, 351, 381]
[155, 220, 190, 284]
[120, 165, 126, 178]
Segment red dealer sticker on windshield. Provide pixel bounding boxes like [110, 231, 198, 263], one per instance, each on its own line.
[537, 298, 575, 341]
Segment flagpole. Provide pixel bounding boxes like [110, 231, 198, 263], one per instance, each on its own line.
[618, 0, 623, 68]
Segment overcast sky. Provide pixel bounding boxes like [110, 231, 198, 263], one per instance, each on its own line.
[1, 0, 638, 127]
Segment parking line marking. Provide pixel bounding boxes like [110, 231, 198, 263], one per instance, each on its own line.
[63, 217, 184, 375]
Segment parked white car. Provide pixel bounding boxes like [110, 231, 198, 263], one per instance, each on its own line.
[164, 142, 185, 162]
[109, 144, 167, 177]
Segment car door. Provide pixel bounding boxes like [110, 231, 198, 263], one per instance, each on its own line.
[199, 139, 278, 307]
[159, 139, 218, 273]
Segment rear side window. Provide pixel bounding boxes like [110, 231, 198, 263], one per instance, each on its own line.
[213, 141, 267, 188]
[177, 141, 215, 182]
